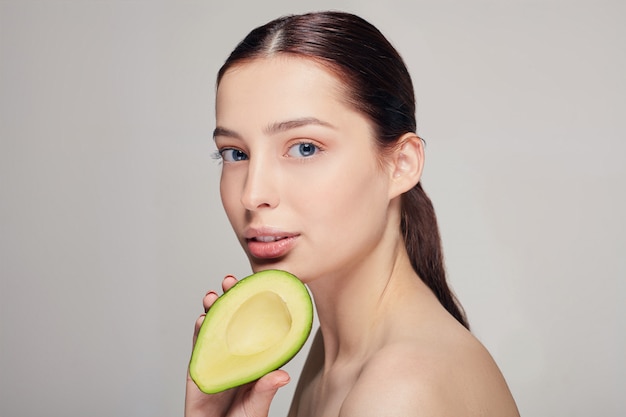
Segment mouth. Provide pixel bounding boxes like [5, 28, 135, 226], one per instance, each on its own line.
[245, 231, 299, 259]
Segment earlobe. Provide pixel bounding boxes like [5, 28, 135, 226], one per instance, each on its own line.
[389, 134, 424, 198]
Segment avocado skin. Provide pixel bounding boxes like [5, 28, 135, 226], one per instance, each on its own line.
[189, 269, 313, 394]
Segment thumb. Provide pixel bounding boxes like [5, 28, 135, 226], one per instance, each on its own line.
[241, 370, 290, 417]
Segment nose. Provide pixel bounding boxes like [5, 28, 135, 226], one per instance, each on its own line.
[240, 157, 280, 210]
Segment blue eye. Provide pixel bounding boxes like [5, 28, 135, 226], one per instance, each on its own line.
[220, 148, 248, 162]
[287, 142, 319, 158]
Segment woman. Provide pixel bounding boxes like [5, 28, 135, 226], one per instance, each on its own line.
[186, 11, 519, 417]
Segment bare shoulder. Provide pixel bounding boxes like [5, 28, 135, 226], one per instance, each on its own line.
[340, 329, 519, 417]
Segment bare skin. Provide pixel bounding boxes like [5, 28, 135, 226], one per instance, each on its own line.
[287, 250, 519, 417]
[185, 56, 519, 417]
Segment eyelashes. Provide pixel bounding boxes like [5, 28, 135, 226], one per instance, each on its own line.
[211, 150, 223, 163]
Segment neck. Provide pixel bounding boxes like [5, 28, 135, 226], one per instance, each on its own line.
[307, 237, 421, 368]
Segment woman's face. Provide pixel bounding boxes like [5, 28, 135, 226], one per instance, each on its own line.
[215, 56, 395, 283]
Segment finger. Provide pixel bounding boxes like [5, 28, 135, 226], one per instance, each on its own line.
[192, 314, 205, 345]
[241, 370, 290, 417]
[222, 275, 238, 293]
[203, 291, 219, 313]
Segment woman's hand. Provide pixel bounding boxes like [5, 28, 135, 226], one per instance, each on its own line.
[185, 275, 291, 417]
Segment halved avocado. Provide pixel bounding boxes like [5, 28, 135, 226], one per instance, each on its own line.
[189, 269, 314, 394]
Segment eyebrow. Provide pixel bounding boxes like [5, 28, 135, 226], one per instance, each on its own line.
[213, 126, 241, 139]
[264, 117, 335, 134]
[213, 117, 335, 140]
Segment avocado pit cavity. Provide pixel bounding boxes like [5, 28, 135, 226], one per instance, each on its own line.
[226, 291, 292, 356]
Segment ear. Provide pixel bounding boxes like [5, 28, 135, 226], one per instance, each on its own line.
[388, 133, 424, 199]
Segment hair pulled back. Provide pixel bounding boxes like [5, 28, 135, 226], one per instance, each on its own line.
[217, 11, 468, 329]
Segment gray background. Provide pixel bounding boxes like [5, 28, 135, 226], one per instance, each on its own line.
[1, 1, 624, 416]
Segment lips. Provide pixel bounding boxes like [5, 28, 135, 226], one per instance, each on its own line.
[244, 229, 299, 259]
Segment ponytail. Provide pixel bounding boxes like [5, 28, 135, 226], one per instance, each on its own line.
[402, 183, 469, 329]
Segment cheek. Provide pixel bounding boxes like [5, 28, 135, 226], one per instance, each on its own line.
[298, 162, 389, 228]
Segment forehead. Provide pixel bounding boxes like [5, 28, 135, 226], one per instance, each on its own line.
[218, 55, 344, 93]
[215, 56, 352, 124]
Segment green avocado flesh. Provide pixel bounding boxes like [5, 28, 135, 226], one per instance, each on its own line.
[189, 270, 314, 394]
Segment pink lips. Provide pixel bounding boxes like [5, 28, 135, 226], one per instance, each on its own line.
[244, 228, 299, 259]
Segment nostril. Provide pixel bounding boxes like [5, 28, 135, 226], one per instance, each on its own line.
[241, 188, 279, 210]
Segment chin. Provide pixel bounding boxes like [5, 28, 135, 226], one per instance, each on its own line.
[249, 260, 308, 283]
[249, 258, 289, 272]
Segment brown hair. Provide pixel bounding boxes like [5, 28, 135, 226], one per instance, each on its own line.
[217, 11, 469, 329]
